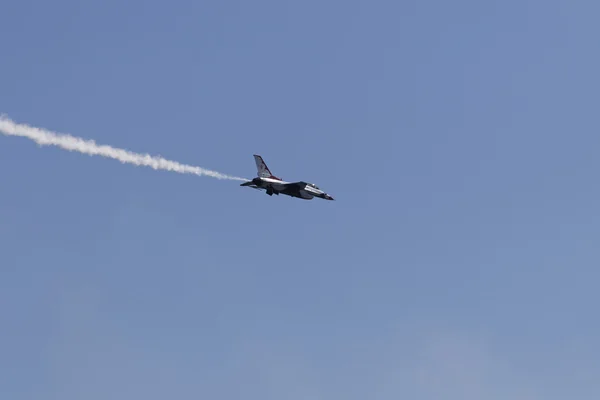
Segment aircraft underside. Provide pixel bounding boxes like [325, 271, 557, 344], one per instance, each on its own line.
[264, 184, 313, 199]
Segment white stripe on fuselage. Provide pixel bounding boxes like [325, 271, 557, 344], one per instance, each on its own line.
[259, 177, 291, 191]
[303, 185, 322, 195]
[261, 177, 290, 184]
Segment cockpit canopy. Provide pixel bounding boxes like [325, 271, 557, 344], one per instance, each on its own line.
[307, 183, 320, 190]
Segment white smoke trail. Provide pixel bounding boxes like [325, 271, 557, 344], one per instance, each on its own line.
[0, 115, 246, 181]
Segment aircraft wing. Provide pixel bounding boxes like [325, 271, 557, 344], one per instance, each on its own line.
[240, 181, 262, 190]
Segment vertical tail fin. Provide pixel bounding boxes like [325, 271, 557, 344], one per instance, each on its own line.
[253, 155, 281, 180]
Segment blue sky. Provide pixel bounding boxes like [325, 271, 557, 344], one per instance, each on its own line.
[1, 1, 599, 398]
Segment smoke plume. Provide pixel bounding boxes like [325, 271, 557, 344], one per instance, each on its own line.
[0, 115, 246, 181]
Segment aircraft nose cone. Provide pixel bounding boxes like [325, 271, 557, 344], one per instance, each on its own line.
[325, 194, 334, 200]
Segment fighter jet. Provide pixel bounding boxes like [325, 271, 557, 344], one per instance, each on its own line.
[240, 155, 334, 200]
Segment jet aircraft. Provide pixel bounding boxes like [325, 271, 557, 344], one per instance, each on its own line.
[240, 155, 334, 201]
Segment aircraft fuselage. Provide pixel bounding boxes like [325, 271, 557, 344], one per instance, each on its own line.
[241, 177, 334, 201]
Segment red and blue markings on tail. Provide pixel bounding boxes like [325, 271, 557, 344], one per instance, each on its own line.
[253, 154, 282, 181]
